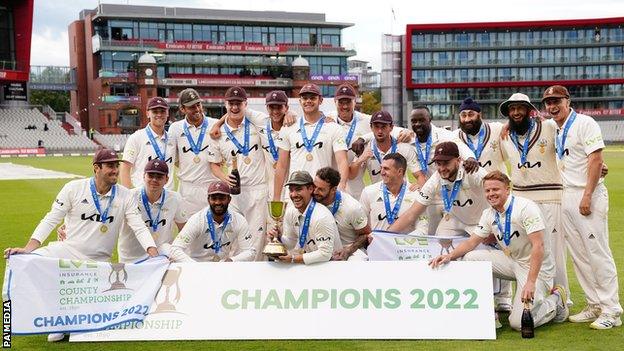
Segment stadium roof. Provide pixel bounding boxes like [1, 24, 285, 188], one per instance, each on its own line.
[82, 3, 354, 28]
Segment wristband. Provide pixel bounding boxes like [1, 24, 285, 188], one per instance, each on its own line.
[291, 255, 295, 263]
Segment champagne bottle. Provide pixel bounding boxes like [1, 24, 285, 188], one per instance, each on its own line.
[230, 157, 241, 195]
[521, 302, 535, 338]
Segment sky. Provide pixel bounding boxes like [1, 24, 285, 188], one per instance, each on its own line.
[31, 0, 624, 71]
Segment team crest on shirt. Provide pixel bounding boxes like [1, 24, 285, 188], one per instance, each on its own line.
[489, 140, 498, 152]
[538, 138, 548, 154]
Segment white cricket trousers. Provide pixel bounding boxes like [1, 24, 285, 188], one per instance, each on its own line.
[465, 250, 558, 330]
[536, 202, 571, 304]
[178, 180, 210, 217]
[229, 184, 268, 261]
[562, 185, 622, 315]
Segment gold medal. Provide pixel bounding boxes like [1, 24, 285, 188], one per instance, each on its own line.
[520, 167, 527, 175]
[213, 256, 220, 262]
[503, 247, 511, 257]
[100, 224, 108, 233]
[272, 163, 277, 169]
[244, 156, 251, 165]
[444, 213, 451, 221]
[306, 153, 313, 161]
[193, 155, 200, 164]
[559, 162, 565, 171]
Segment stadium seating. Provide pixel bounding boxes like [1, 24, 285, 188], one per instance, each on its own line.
[0, 108, 97, 153]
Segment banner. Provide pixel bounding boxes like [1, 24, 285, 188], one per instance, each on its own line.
[0, 148, 45, 156]
[368, 231, 469, 261]
[3, 255, 169, 334]
[71, 261, 495, 341]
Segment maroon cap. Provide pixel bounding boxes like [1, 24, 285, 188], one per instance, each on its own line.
[266, 90, 288, 105]
[370, 110, 393, 124]
[334, 84, 356, 100]
[144, 159, 169, 175]
[299, 83, 321, 96]
[207, 181, 231, 196]
[92, 148, 119, 164]
[147, 96, 169, 110]
[432, 141, 460, 162]
[224, 86, 248, 101]
[542, 85, 570, 102]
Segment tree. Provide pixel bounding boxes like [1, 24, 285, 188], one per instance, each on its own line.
[30, 90, 70, 113]
[360, 90, 381, 115]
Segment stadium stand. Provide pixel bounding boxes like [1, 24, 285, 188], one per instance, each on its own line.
[0, 108, 97, 153]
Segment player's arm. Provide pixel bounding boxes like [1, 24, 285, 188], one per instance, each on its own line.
[522, 230, 545, 303]
[299, 221, 336, 264]
[209, 114, 227, 139]
[124, 195, 158, 256]
[580, 149, 603, 216]
[349, 147, 372, 180]
[26, 182, 73, 249]
[273, 149, 290, 200]
[387, 200, 427, 233]
[230, 223, 257, 262]
[4, 239, 42, 258]
[414, 171, 427, 188]
[210, 162, 236, 188]
[343, 224, 371, 257]
[119, 161, 133, 188]
[429, 233, 484, 268]
[335, 150, 349, 190]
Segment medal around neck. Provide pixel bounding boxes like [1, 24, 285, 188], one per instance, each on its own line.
[263, 201, 289, 258]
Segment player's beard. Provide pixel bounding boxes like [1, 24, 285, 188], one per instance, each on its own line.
[459, 118, 482, 136]
[508, 115, 531, 135]
[210, 203, 228, 216]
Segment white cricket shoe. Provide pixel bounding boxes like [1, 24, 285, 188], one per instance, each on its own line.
[47, 333, 66, 342]
[569, 304, 601, 323]
[590, 313, 622, 330]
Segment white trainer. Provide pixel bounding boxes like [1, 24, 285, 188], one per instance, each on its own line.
[47, 333, 66, 342]
[551, 285, 569, 323]
[590, 313, 622, 330]
[569, 305, 601, 323]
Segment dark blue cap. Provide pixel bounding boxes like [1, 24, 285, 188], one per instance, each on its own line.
[459, 97, 481, 113]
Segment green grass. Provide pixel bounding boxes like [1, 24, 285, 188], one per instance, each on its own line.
[2, 150, 624, 350]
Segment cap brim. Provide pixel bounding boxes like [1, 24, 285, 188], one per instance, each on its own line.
[499, 100, 537, 117]
[181, 98, 202, 107]
[148, 104, 169, 110]
[541, 95, 568, 102]
[300, 91, 321, 96]
[225, 97, 246, 102]
[208, 191, 230, 195]
[432, 155, 456, 162]
[370, 120, 392, 124]
[93, 158, 120, 164]
[335, 95, 355, 100]
[266, 101, 287, 105]
[145, 170, 168, 175]
[284, 181, 312, 187]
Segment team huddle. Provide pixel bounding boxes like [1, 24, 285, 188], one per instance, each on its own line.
[4, 82, 621, 340]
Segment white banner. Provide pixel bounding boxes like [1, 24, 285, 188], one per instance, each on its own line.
[3, 255, 169, 334]
[71, 261, 495, 341]
[368, 231, 469, 261]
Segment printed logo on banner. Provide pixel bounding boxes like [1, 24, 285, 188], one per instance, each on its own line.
[105, 263, 130, 292]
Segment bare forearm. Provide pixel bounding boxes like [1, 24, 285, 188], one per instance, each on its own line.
[210, 162, 229, 183]
[449, 235, 482, 260]
[119, 162, 133, 188]
[584, 151, 603, 197]
[388, 203, 425, 233]
[527, 244, 544, 287]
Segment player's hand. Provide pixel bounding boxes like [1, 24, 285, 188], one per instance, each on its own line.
[521, 281, 535, 303]
[350, 138, 366, 156]
[409, 182, 420, 192]
[226, 173, 238, 188]
[429, 254, 451, 268]
[146, 246, 159, 257]
[500, 122, 510, 140]
[283, 110, 297, 126]
[463, 157, 479, 174]
[209, 114, 226, 139]
[332, 248, 351, 261]
[4, 247, 29, 258]
[601, 162, 608, 178]
[224, 257, 233, 262]
[324, 116, 336, 124]
[356, 148, 373, 164]
[267, 227, 281, 242]
[397, 129, 415, 143]
[277, 254, 293, 263]
[579, 194, 592, 216]
[57, 223, 67, 241]
[367, 233, 374, 245]
[483, 233, 497, 245]
[337, 182, 347, 192]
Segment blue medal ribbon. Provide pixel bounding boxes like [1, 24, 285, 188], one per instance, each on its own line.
[89, 177, 116, 223]
[330, 191, 342, 216]
[344, 115, 358, 147]
[440, 179, 463, 214]
[382, 182, 407, 225]
[265, 119, 279, 162]
[183, 118, 208, 156]
[509, 118, 535, 166]
[372, 137, 397, 165]
[465, 124, 486, 160]
[300, 115, 325, 153]
[145, 125, 168, 161]
[555, 111, 577, 160]
[495, 196, 515, 246]
[141, 187, 166, 232]
[415, 133, 432, 173]
[299, 200, 317, 250]
[206, 210, 231, 254]
[224, 118, 251, 157]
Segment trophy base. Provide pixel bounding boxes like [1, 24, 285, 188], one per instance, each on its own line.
[263, 241, 288, 258]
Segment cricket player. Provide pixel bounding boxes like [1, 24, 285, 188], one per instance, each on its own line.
[120, 96, 176, 190]
[430, 170, 569, 331]
[543, 85, 622, 329]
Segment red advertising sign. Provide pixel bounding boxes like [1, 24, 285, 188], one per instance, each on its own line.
[155, 42, 286, 53]
[576, 108, 624, 116]
[0, 148, 45, 155]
